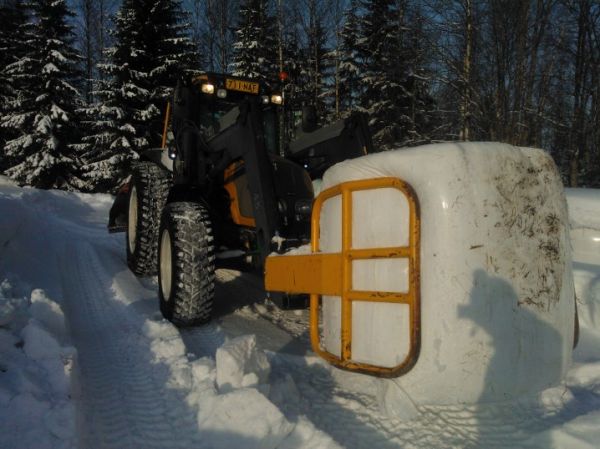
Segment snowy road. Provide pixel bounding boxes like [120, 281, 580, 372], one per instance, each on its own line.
[2, 179, 600, 449]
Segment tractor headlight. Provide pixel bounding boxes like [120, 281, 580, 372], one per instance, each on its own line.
[217, 88, 227, 98]
[201, 83, 215, 94]
[270, 94, 283, 105]
[261, 95, 270, 105]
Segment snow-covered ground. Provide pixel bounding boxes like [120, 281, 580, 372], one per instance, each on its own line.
[1, 174, 600, 449]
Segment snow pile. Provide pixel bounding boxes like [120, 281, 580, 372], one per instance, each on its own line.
[0, 279, 77, 449]
[142, 317, 338, 449]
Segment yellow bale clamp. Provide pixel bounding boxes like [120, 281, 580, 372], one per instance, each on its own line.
[266, 177, 421, 377]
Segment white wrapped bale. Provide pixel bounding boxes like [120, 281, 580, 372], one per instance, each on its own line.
[319, 142, 575, 405]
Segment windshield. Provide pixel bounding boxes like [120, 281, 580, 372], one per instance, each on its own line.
[198, 100, 280, 154]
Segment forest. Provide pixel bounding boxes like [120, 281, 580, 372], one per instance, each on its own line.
[1, 0, 599, 192]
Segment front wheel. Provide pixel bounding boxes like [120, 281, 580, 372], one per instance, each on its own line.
[126, 161, 170, 275]
[158, 202, 215, 326]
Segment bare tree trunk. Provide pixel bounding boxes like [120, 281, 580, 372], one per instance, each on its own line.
[76, 0, 97, 103]
[568, 1, 591, 187]
[459, 0, 473, 141]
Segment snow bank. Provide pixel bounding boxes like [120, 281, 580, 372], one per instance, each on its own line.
[318, 142, 575, 404]
[0, 174, 18, 186]
[566, 188, 600, 265]
[0, 278, 77, 449]
[565, 189, 600, 352]
[566, 188, 600, 231]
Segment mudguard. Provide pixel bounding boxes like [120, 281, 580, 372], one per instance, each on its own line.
[108, 179, 131, 233]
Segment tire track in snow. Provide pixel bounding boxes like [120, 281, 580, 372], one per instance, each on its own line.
[60, 240, 203, 449]
[268, 350, 600, 449]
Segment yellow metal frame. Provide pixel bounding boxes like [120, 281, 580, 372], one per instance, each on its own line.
[224, 161, 256, 227]
[265, 177, 421, 377]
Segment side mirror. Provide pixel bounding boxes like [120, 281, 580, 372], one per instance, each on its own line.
[301, 105, 318, 133]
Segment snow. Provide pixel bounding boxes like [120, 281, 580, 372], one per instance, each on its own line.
[566, 188, 600, 231]
[216, 334, 270, 392]
[1, 155, 600, 448]
[566, 188, 600, 266]
[197, 388, 294, 449]
[42, 62, 59, 74]
[0, 279, 77, 449]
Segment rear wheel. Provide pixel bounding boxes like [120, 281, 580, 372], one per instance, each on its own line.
[158, 202, 215, 326]
[126, 161, 170, 275]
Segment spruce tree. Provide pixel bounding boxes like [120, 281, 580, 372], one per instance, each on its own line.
[304, 7, 329, 121]
[230, 0, 278, 83]
[359, 0, 432, 147]
[80, 0, 198, 192]
[0, 1, 30, 172]
[1, 0, 84, 189]
[338, 0, 362, 115]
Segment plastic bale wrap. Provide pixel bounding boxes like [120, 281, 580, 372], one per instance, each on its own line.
[318, 142, 575, 405]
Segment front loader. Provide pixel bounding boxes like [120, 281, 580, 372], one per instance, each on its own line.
[109, 73, 578, 395]
[108, 72, 372, 325]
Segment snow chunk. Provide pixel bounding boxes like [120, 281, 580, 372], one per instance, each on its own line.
[144, 318, 186, 360]
[216, 334, 270, 393]
[22, 320, 62, 360]
[29, 289, 66, 340]
[0, 299, 18, 327]
[21, 321, 76, 398]
[44, 401, 76, 441]
[197, 388, 293, 449]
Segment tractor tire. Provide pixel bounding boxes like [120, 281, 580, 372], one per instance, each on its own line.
[126, 161, 171, 276]
[158, 202, 215, 326]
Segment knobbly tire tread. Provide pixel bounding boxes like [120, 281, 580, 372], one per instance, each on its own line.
[159, 202, 215, 326]
[126, 161, 171, 276]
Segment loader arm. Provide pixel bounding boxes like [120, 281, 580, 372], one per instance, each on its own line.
[288, 112, 373, 179]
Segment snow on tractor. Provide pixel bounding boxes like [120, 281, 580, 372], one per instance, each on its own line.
[108, 72, 372, 325]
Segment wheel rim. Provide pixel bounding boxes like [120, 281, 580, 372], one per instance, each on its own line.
[128, 185, 138, 253]
[160, 229, 172, 302]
